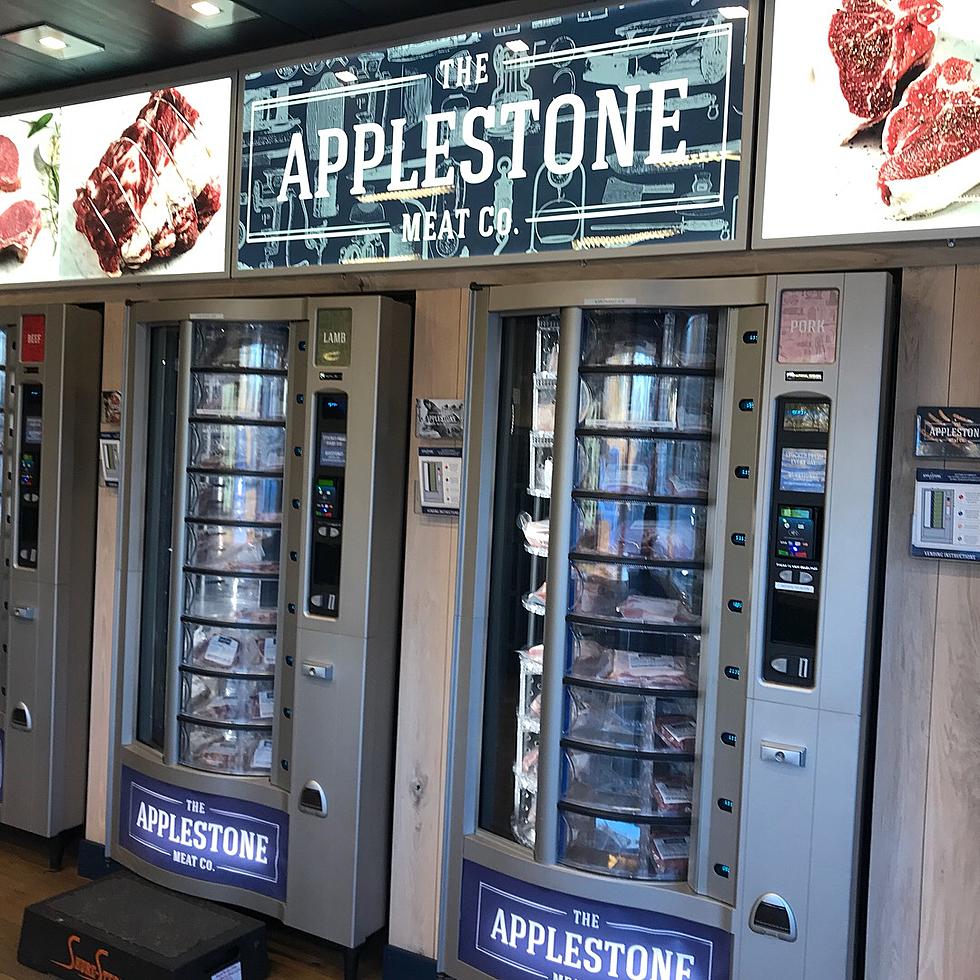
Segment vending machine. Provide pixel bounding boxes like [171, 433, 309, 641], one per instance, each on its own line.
[442, 275, 892, 980]
[108, 296, 410, 975]
[0, 304, 102, 857]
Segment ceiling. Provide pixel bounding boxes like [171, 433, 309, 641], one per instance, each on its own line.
[0, 0, 506, 102]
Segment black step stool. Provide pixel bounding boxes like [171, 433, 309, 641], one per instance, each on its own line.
[18, 870, 268, 979]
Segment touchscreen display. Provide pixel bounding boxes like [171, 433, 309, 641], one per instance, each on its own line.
[779, 448, 828, 493]
[319, 432, 347, 467]
[783, 401, 830, 433]
[24, 416, 42, 443]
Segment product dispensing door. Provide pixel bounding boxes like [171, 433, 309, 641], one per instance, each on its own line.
[109, 296, 410, 974]
[442, 275, 892, 980]
[0, 305, 101, 850]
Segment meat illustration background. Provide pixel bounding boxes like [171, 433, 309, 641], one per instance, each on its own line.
[762, 0, 980, 241]
[239, 0, 747, 271]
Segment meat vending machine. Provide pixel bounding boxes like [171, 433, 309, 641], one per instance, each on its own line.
[0, 305, 101, 858]
[442, 275, 893, 980]
[108, 297, 410, 975]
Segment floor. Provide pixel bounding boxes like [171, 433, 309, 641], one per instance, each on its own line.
[0, 828, 383, 979]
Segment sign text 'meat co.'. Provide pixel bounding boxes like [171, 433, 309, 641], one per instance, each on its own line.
[239, 0, 749, 271]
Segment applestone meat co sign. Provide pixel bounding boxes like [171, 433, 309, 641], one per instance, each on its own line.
[238, 0, 749, 271]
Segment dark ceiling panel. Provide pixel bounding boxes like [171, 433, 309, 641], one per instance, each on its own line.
[0, 0, 508, 102]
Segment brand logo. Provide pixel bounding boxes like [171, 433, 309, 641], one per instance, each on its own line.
[52, 935, 120, 980]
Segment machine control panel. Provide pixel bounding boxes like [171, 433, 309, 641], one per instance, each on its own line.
[16, 384, 43, 570]
[763, 397, 831, 688]
[308, 391, 347, 617]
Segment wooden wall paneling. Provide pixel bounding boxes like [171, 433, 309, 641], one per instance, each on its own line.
[865, 268, 954, 980]
[84, 302, 126, 845]
[916, 266, 980, 980]
[387, 289, 470, 959]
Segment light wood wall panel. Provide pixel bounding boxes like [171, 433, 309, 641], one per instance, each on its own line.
[916, 266, 980, 980]
[869, 265, 980, 980]
[866, 268, 953, 980]
[387, 289, 470, 959]
[84, 302, 125, 844]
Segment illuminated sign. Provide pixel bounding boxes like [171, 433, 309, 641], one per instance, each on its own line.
[458, 861, 732, 980]
[118, 766, 288, 901]
[0, 79, 232, 286]
[758, 0, 980, 246]
[239, 0, 750, 271]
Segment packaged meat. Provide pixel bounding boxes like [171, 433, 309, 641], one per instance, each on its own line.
[185, 623, 277, 674]
[653, 777, 693, 817]
[528, 432, 554, 498]
[522, 581, 547, 615]
[533, 374, 557, 433]
[619, 595, 696, 625]
[512, 787, 537, 849]
[606, 651, 695, 688]
[576, 435, 711, 497]
[73, 88, 222, 276]
[656, 716, 697, 754]
[183, 673, 275, 725]
[180, 723, 270, 775]
[518, 513, 550, 553]
[650, 835, 690, 881]
[521, 644, 545, 669]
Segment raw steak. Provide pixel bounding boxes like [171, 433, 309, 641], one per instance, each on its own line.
[0, 135, 20, 192]
[73, 87, 222, 277]
[828, 0, 942, 142]
[879, 58, 980, 217]
[0, 200, 41, 261]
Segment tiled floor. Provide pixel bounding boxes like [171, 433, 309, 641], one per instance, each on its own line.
[0, 828, 382, 979]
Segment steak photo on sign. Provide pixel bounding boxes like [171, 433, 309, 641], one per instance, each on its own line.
[57, 78, 232, 280]
[761, 0, 980, 240]
[0, 108, 61, 284]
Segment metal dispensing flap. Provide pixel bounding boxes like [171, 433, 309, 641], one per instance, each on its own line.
[750, 893, 798, 942]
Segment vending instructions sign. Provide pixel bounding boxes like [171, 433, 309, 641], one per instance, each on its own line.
[458, 860, 732, 980]
[118, 766, 288, 901]
[239, 0, 749, 272]
[912, 469, 980, 561]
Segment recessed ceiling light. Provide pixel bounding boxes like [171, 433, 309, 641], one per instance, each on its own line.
[152, 0, 259, 29]
[719, 5, 750, 17]
[334, 70, 358, 84]
[0, 24, 104, 60]
[190, 0, 222, 15]
[505, 39, 529, 53]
